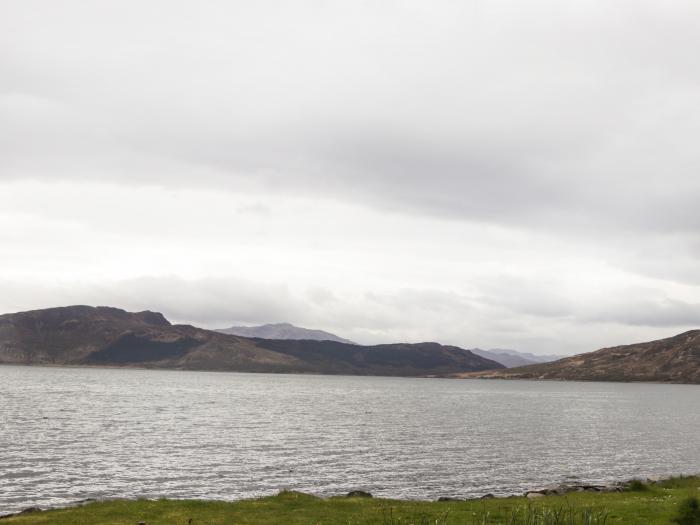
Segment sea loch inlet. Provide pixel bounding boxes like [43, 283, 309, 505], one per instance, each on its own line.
[2, 365, 699, 514]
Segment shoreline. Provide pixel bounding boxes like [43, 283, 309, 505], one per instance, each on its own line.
[2, 362, 699, 386]
[2, 473, 696, 520]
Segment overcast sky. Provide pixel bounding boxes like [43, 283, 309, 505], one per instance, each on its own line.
[2, 0, 700, 354]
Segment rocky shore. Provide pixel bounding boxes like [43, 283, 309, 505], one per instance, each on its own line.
[437, 475, 663, 501]
[0, 474, 681, 520]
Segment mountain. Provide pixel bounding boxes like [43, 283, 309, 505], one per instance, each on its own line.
[487, 348, 564, 364]
[217, 322, 355, 344]
[470, 348, 562, 368]
[463, 330, 700, 383]
[0, 306, 504, 377]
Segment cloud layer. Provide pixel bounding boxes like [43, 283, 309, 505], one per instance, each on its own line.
[2, 1, 700, 354]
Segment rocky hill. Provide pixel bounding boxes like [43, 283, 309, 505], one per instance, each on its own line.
[217, 322, 355, 344]
[463, 330, 700, 383]
[0, 306, 504, 377]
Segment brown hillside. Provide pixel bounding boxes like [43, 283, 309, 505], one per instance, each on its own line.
[0, 306, 503, 377]
[462, 330, 700, 384]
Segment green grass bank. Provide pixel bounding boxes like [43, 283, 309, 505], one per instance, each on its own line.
[2, 476, 699, 525]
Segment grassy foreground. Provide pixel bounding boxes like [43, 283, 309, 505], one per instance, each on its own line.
[2, 477, 699, 525]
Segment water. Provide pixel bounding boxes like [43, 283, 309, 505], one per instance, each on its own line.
[1, 365, 699, 513]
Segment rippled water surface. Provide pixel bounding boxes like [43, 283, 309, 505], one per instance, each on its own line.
[1, 365, 699, 513]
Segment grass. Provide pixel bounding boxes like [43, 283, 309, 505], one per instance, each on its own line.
[2, 476, 699, 525]
[626, 480, 648, 492]
[670, 496, 700, 525]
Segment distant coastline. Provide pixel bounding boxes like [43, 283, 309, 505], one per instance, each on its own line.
[3, 361, 700, 386]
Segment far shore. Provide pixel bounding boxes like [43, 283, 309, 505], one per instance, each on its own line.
[2, 362, 699, 386]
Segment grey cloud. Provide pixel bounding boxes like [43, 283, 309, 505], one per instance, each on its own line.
[584, 297, 700, 328]
[3, 0, 700, 239]
[3, 0, 700, 352]
[475, 275, 575, 319]
[476, 275, 700, 328]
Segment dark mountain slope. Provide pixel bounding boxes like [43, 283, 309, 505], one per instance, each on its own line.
[0, 306, 503, 377]
[252, 338, 503, 375]
[463, 330, 700, 383]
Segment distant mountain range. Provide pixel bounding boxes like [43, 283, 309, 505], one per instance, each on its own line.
[470, 348, 562, 368]
[0, 306, 503, 377]
[464, 330, 700, 384]
[217, 323, 355, 344]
